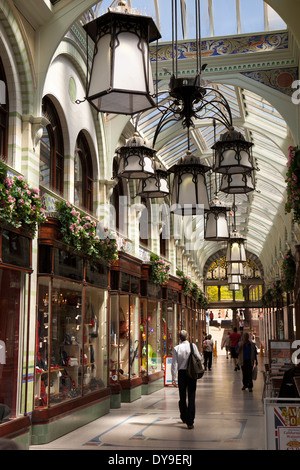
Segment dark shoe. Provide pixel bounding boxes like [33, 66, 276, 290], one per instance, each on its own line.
[249, 388, 253, 392]
[187, 424, 194, 429]
[242, 386, 246, 390]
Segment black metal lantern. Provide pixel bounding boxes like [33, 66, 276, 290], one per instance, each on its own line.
[137, 161, 169, 198]
[116, 132, 155, 179]
[204, 196, 230, 241]
[83, 1, 161, 115]
[220, 171, 255, 194]
[169, 150, 211, 215]
[226, 230, 247, 263]
[212, 127, 254, 174]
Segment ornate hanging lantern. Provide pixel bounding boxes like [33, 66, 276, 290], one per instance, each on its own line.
[136, 161, 169, 198]
[83, 1, 161, 115]
[115, 132, 155, 179]
[204, 196, 230, 241]
[169, 150, 211, 215]
[226, 230, 246, 263]
[212, 127, 255, 174]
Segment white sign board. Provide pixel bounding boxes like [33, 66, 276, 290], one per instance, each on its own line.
[264, 398, 300, 450]
[164, 356, 177, 386]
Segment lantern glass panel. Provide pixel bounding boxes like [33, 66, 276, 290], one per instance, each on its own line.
[220, 172, 254, 194]
[228, 283, 240, 291]
[227, 262, 243, 275]
[228, 274, 241, 284]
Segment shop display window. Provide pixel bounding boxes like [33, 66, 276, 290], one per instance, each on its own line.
[2, 230, 31, 268]
[35, 277, 108, 408]
[0, 268, 29, 423]
[110, 294, 119, 382]
[109, 294, 140, 382]
[140, 298, 162, 375]
[168, 302, 177, 356]
[162, 301, 177, 364]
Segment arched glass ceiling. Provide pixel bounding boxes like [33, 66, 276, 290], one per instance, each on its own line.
[93, 0, 286, 41]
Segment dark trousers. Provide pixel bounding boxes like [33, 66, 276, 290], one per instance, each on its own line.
[204, 351, 212, 370]
[242, 359, 253, 389]
[178, 369, 197, 426]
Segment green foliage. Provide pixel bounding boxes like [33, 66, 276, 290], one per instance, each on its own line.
[150, 253, 170, 285]
[55, 200, 118, 264]
[285, 146, 300, 222]
[0, 162, 47, 236]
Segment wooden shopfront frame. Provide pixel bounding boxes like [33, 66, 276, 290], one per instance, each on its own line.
[0, 225, 33, 443]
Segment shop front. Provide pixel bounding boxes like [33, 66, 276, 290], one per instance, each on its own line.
[161, 277, 180, 365]
[109, 253, 143, 404]
[140, 264, 165, 395]
[0, 227, 32, 448]
[31, 220, 110, 444]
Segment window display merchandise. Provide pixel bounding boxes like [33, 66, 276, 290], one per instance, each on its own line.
[35, 246, 108, 409]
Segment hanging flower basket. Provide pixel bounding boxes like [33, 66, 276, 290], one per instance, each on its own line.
[176, 270, 193, 296]
[149, 253, 170, 285]
[55, 200, 118, 264]
[271, 280, 282, 300]
[0, 161, 47, 236]
[261, 288, 273, 307]
[285, 145, 300, 223]
[281, 249, 296, 293]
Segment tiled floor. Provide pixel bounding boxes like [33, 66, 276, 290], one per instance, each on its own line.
[30, 351, 266, 451]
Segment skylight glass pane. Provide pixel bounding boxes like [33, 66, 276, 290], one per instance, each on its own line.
[130, 0, 156, 18]
[158, 0, 180, 41]
[266, 5, 287, 30]
[240, 0, 265, 34]
[200, 0, 211, 38]
[212, 0, 237, 37]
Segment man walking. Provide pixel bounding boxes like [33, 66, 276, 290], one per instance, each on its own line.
[236, 332, 258, 392]
[171, 330, 202, 429]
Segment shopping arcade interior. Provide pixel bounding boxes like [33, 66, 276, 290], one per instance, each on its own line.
[1, 0, 300, 450]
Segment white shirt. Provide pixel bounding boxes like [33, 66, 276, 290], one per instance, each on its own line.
[171, 340, 201, 381]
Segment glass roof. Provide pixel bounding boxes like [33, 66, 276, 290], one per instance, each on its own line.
[91, 1, 289, 268]
[93, 0, 286, 42]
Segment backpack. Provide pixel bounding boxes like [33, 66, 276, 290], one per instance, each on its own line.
[187, 342, 205, 380]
